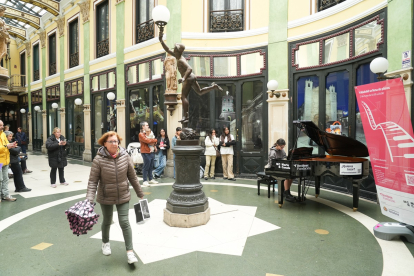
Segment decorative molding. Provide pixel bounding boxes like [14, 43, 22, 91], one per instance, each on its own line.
[83, 104, 91, 110]
[182, 27, 268, 40]
[56, 16, 65, 37]
[267, 89, 289, 100]
[30, 79, 42, 86]
[41, 110, 47, 115]
[288, 0, 365, 29]
[115, 0, 125, 5]
[287, 1, 388, 42]
[186, 41, 268, 52]
[64, 64, 84, 75]
[24, 41, 32, 56]
[89, 64, 116, 75]
[124, 50, 165, 64]
[124, 35, 165, 54]
[39, 29, 46, 48]
[89, 52, 116, 66]
[78, 0, 90, 23]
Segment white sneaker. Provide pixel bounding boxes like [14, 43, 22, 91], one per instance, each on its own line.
[102, 242, 111, 256]
[51, 184, 57, 188]
[127, 251, 138, 264]
[60, 182, 69, 186]
[142, 181, 150, 187]
[148, 179, 158, 184]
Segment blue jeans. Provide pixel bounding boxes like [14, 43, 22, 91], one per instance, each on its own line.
[0, 165, 10, 198]
[142, 152, 155, 182]
[153, 151, 166, 177]
[20, 144, 27, 153]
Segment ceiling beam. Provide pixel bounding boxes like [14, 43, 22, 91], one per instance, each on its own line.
[7, 25, 27, 41]
[3, 5, 41, 29]
[18, 0, 60, 16]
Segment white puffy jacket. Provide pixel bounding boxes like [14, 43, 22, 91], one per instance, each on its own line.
[204, 136, 220, 156]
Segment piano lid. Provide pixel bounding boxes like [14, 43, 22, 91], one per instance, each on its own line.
[293, 120, 369, 157]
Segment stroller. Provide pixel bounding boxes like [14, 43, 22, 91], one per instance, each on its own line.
[127, 142, 143, 175]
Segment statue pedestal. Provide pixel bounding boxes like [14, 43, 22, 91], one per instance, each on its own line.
[164, 139, 210, 227]
[0, 67, 10, 95]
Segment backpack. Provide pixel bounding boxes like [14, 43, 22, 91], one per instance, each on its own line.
[131, 148, 143, 164]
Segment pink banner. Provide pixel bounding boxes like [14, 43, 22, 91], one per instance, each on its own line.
[355, 79, 414, 225]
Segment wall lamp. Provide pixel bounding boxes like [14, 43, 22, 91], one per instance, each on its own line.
[267, 80, 280, 98]
[370, 57, 409, 81]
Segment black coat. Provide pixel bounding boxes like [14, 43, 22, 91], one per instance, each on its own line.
[156, 136, 170, 156]
[9, 145, 22, 164]
[46, 135, 69, 168]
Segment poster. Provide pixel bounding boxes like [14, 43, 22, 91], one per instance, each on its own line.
[355, 79, 414, 226]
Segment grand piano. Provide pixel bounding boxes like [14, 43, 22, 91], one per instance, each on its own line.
[265, 120, 370, 211]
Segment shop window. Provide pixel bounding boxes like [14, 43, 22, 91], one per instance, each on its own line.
[129, 88, 150, 142]
[33, 44, 40, 81]
[127, 65, 138, 84]
[324, 33, 349, 64]
[91, 70, 116, 92]
[215, 84, 237, 138]
[210, 0, 243, 32]
[213, 56, 237, 77]
[136, 0, 155, 44]
[240, 52, 264, 75]
[189, 57, 210, 77]
[151, 59, 163, 79]
[152, 85, 165, 135]
[65, 79, 83, 97]
[355, 21, 382, 56]
[325, 71, 349, 136]
[69, 19, 79, 68]
[96, 0, 109, 58]
[46, 85, 60, 101]
[139, 62, 150, 82]
[295, 42, 320, 68]
[49, 33, 57, 75]
[241, 80, 263, 152]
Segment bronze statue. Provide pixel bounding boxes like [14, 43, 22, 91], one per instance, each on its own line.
[158, 29, 223, 124]
[0, 7, 10, 67]
[179, 128, 197, 140]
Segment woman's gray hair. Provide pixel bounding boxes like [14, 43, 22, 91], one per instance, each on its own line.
[4, 130, 13, 137]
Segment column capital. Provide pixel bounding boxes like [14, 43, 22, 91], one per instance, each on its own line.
[38, 29, 46, 48]
[55, 15, 65, 37]
[24, 40, 32, 56]
[78, 0, 91, 24]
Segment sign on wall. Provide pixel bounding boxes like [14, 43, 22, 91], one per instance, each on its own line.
[355, 79, 414, 226]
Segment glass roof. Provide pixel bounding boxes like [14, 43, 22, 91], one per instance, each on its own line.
[1, 0, 61, 29]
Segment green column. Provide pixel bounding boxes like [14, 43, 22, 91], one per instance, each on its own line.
[83, 21, 90, 104]
[42, 47, 46, 110]
[166, 0, 182, 94]
[27, 53, 32, 111]
[268, 0, 288, 89]
[116, 1, 125, 99]
[60, 36, 65, 107]
[387, 0, 413, 71]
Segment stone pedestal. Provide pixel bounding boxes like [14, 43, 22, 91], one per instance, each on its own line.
[83, 104, 93, 162]
[164, 139, 210, 227]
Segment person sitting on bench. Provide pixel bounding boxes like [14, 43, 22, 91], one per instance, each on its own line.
[265, 138, 295, 202]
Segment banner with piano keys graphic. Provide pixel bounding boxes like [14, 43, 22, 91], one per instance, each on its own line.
[355, 79, 414, 225]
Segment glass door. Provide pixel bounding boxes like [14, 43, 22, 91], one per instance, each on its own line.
[47, 101, 61, 137]
[66, 97, 85, 159]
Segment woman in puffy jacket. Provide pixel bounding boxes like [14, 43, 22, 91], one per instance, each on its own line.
[46, 127, 69, 188]
[204, 129, 219, 180]
[86, 131, 144, 265]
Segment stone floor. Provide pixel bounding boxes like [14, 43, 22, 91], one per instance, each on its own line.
[1, 153, 414, 276]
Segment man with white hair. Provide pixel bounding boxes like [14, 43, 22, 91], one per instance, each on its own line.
[0, 120, 17, 202]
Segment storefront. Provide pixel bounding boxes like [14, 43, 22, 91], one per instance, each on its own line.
[46, 84, 61, 137]
[18, 94, 29, 137]
[31, 90, 43, 151]
[288, 11, 386, 199]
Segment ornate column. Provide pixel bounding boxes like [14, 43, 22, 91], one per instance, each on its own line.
[267, 89, 290, 150]
[41, 110, 47, 154]
[83, 104, 92, 161]
[59, 107, 66, 136]
[28, 112, 33, 151]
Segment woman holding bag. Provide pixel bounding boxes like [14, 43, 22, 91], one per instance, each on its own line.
[220, 126, 236, 181]
[204, 129, 220, 180]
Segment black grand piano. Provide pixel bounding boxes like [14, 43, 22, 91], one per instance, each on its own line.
[265, 120, 369, 211]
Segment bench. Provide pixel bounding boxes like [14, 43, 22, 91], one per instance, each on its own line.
[257, 172, 277, 198]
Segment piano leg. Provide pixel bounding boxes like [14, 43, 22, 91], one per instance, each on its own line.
[352, 179, 361, 212]
[315, 176, 320, 198]
[297, 178, 301, 201]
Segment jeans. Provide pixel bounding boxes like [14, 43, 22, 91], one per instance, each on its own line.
[20, 144, 27, 154]
[100, 202, 133, 251]
[153, 151, 166, 177]
[10, 162, 26, 191]
[0, 164, 10, 198]
[204, 155, 217, 177]
[50, 167, 66, 184]
[142, 152, 154, 182]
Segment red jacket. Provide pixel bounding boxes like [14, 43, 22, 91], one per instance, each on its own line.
[139, 132, 157, 154]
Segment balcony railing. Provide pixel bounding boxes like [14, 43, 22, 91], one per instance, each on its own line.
[49, 62, 56, 75]
[34, 70, 40, 81]
[210, 9, 243, 33]
[70, 52, 79, 68]
[97, 38, 109, 58]
[136, 19, 155, 44]
[9, 74, 26, 94]
[318, 0, 346, 11]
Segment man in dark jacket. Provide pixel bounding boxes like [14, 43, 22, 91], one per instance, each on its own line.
[5, 131, 31, 192]
[15, 127, 27, 153]
[46, 128, 69, 188]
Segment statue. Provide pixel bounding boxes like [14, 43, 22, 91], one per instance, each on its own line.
[164, 53, 178, 93]
[0, 7, 10, 67]
[179, 128, 197, 140]
[158, 29, 223, 125]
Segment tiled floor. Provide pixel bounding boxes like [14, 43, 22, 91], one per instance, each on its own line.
[1, 153, 414, 276]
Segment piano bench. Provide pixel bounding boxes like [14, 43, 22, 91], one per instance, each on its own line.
[256, 172, 277, 198]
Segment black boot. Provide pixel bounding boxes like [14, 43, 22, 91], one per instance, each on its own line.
[284, 190, 295, 202]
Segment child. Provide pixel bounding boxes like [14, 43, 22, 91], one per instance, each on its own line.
[145, 128, 156, 153]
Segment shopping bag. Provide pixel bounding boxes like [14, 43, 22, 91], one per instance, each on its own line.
[65, 199, 100, 236]
[134, 199, 150, 223]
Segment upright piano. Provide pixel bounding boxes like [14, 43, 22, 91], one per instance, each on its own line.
[265, 120, 370, 211]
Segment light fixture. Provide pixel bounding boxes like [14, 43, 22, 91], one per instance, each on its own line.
[74, 98, 83, 106]
[52, 103, 59, 109]
[267, 80, 280, 98]
[107, 92, 116, 101]
[152, 5, 170, 33]
[370, 57, 409, 80]
[20, 108, 26, 114]
[9, 110, 15, 115]
[34, 106, 40, 112]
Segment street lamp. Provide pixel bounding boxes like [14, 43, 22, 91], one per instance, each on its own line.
[152, 5, 170, 33]
[20, 108, 26, 114]
[370, 57, 409, 80]
[34, 106, 41, 112]
[107, 92, 116, 101]
[267, 80, 279, 98]
[74, 98, 83, 106]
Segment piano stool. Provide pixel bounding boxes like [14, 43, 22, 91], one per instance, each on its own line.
[256, 172, 277, 198]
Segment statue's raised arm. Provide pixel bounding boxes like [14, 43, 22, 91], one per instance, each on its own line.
[158, 29, 175, 57]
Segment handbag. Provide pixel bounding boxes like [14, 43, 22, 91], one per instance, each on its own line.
[132, 148, 144, 164]
[213, 145, 221, 157]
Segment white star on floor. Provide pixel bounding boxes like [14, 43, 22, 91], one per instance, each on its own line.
[90, 198, 280, 264]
